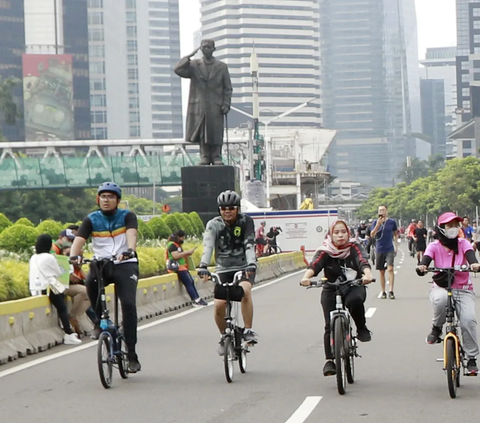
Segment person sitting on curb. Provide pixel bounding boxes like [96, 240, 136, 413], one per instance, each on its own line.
[166, 230, 208, 306]
[61, 244, 98, 335]
[29, 234, 81, 345]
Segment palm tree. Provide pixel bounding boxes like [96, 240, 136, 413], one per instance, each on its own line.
[0, 76, 21, 141]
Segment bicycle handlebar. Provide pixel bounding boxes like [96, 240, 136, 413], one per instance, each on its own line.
[422, 265, 477, 273]
[209, 271, 245, 287]
[301, 277, 376, 289]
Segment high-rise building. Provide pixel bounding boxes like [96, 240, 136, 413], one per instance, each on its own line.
[0, 1, 25, 141]
[321, 0, 420, 187]
[88, 0, 182, 141]
[420, 48, 457, 133]
[456, 0, 480, 125]
[199, 0, 321, 128]
[420, 79, 446, 157]
[24, 0, 91, 140]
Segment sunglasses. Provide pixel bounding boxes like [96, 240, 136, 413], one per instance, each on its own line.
[220, 206, 238, 211]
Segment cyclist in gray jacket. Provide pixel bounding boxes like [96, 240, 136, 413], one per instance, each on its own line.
[198, 190, 258, 355]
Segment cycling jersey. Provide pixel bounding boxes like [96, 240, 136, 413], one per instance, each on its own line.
[200, 213, 256, 273]
[77, 209, 138, 263]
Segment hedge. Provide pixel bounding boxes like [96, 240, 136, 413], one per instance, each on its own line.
[15, 217, 34, 227]
[189, 212, 205, 236]
[0, 213, 12, 234]
[148, 217, 171, 239]
[0, 225, 39, 253]
[165, 214, 181, 233]
[175, 213, 195, 237]
[37, 220, 64, 239]
[137, 219, 155, 240]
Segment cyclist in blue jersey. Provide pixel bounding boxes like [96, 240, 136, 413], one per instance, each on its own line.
[70, 182, 141, 373]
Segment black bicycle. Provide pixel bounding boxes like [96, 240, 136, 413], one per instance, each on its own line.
[304, 277, 375, 395]
[423, 265, 478, 398]
[210, 271, 250, 383]
[84, 258, 129, 389]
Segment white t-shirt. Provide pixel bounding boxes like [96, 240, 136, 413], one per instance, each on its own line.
[29, 253, 63, 295]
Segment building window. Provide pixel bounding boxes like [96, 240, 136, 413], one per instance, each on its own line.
[129, 111, 140, 123]
[90, 45, 105, 57]
[128, 69, 139, 80]
[474, 21, 480, 29]
[128, 54, 138, 66]
[126, 11, 136, 23]
[463, 152, 472, 158]
[473, 8, 480, 17]
[88, 12, 103, 25]
[129, 97, 139, 108]
[126, 0, 136, 8]
[463, 100, 471, 109]
[127, 25, 137, 37]
[89, 28, 104, 41]
[127, 40, 137, 51]
[90, 78, 106, 91]
[462, 73, 470, 83]
[128, 82, 139, 94]
[475, 47, 480, 54]
[475, 34, 480, 44]
[130, 126, 140, 137]
[462, 61, 470, 70]
[88, 0, 103, 7]
[463, 87, 471, 97]
[89, 61, 105, 73]
[463, 140, 472, 149]
[92, 127, 107, 139]
[90, 94, 106, 107]
[91, 111, 107, 123]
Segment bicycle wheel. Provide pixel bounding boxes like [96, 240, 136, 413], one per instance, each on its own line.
[345, 329, 355, 384]
[446, 338, 458, 398]
[224, 336, 235, 383]
[97, 332, 113, 389]
[236, 329, 247, 374]
[371, 247, 376, 265]
[334, 318, 347, 395]
[118, 336, 129, 379]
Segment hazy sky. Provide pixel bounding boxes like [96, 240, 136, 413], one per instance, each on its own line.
[178, 0, 457, 59]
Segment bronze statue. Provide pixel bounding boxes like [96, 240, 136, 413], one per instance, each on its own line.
[174, 39, 232, 166]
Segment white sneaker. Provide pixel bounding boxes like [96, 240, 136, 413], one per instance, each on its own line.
[64, 333, 82, 345]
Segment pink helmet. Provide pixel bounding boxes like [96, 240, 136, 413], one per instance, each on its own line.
[437, 212, 462, 226]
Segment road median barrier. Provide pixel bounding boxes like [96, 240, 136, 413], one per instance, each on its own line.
[0, 252, 305, 365]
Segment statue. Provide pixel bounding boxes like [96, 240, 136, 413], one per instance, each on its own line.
[174, 39, 232, 166]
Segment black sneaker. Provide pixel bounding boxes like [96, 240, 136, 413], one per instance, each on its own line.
[127, 352, 141, 373]
[323, 360, 336, 376]
[389, 291, 395, 300]
[426, 325, 442, 344]
[357, 327, 372, 342]
[381, 292, 387, 299]
[467, 358, 478, 375]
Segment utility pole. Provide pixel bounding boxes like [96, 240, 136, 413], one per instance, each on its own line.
[250, 47, 259, 181]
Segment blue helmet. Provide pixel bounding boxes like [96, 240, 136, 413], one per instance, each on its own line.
[97, 182, 122, 199]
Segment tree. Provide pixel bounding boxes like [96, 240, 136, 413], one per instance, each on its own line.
[122, 194, 155, 216]
[175, 213, 195, 236]
[398, 157, 428, 184]
[37, 219, 63, 238]
[0, 224, 39, 253]
[147, 216, 171, 239]
[0, 76, 21, 141]
[189, 211, 205, 236]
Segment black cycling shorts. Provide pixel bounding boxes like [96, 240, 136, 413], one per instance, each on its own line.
[255, 237, 267, 245]
[213, 271, 253, 301]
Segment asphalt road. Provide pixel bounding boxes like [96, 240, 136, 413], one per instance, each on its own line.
[1, 245, 480, 423]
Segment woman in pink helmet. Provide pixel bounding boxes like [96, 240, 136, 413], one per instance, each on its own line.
[417, 212, 480, 375]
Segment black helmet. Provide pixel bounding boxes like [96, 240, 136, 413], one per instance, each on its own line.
[98, 181, 122, 199]
[217, 190, 241, 207]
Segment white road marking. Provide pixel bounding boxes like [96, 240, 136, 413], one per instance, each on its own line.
[0, 270, 304, 379]
[285, 396, 322, 423]
[365, 307, 376, 318]
[396, 266, 401, 269]
[394, 271, 398, 275]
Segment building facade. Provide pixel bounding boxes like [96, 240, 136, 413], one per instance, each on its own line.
[322, 0, 420, 187]
[24, 0, 91, 140]
[199, 0, 321, 128]
[420, 79, 446, 157]
[0, 0, 25, 141]
[88, 0, 182, 141]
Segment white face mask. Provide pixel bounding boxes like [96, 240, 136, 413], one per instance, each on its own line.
[440, 227, 459, 239]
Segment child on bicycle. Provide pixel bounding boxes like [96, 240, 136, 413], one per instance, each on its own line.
[300, 220, 373, 377]
[416, 212, 480, 375]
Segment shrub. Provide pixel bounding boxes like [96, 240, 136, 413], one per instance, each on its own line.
[189, 211, 205, 236]
[37, 220, 64, 239]
[0, 225, 39, 253]
[0, 213, 12, 234]
[147, 217, 171, 239]
[137, 219, 155, 240]
[62, 222, 75, 230]
[165, 214, 181, 233]
[0, 259, 30, 301]
[175, 213, 195, 237]
[15, 217, 34, 227]
[136, 246, 166, 277]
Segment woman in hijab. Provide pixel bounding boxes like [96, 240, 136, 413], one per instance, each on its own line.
[300, 220, 373, 377]
[417, 212, 480, 375]
[29, 234, 81, 345]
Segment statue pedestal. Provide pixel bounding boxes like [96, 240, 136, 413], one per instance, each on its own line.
[181, 166, 239, 225]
